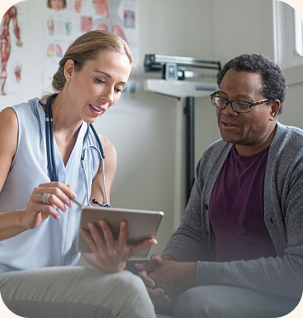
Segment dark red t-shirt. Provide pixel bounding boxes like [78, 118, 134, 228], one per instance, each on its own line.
[209, 145, 277, 262]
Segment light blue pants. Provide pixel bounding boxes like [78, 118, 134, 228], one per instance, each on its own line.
[173, 285, 301, 318]
[0, 266, 157, 318]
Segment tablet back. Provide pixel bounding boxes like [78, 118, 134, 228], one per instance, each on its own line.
[76, 206, 164, 257]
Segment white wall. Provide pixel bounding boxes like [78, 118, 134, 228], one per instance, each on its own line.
[93, 0, 215, 255]
[1, 0, 303, 257]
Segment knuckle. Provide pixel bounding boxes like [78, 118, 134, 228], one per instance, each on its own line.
[47, 194, 53, 203]
[46, 205, 53, 214]
[109, 250, 118, 258]
[32, 187, 39, 194]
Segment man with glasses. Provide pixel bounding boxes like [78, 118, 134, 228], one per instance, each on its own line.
[136, 53, 303, 317]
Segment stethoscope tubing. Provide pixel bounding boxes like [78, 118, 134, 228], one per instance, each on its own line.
[45, 94, 109, 207]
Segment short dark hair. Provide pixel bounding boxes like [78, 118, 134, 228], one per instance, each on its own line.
[217, 53, 286, 114]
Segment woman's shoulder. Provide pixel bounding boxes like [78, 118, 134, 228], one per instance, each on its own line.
[0, 108, 19, 163]
[0, 107, 18, 130]
[5, 98, 42, 118]
[98, 134, 117, 159]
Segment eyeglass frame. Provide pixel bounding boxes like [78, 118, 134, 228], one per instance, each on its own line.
[210, 90, 270, 113]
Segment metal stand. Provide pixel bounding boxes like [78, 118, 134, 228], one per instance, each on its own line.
[144, 79, 217, 228]
[184, 96, 195, 202]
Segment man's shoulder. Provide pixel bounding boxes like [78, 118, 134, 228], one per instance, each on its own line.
[271, 123, 303, 163]
[275, 122, 303, 147]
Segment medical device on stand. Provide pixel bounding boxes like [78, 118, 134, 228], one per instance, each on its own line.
[144, 54, 221, 229]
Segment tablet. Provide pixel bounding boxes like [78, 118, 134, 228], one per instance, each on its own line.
[76, 206, 164, 257]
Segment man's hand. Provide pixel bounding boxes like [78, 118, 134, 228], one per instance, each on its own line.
[136, 255, 197, 304]
[136, 255, 171, 306]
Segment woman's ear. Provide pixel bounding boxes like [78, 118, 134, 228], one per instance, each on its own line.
[269, 99, 281, 121]
[63, 59, 75, 80]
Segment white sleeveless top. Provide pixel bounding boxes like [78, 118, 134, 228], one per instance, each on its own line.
[0, 98, 101, 273]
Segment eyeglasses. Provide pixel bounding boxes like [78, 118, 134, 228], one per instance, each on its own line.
[210, 91, 269, 113]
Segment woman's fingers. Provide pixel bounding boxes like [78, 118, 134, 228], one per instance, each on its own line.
[28, 201, 60, 220]
[80, 228, 99, 255]
[33, 182, 77, 208]
[131, 238, 157, 256]
[98, 220, 115, 250]
[38, 182, 77, 198]
[84, 220, 158, 273]
[118, 221, 128, 247]
[88, 222, 106, 250]
[31, 193, 66, 212]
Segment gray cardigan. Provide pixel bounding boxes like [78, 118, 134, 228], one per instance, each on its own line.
[163, 122, 303, 298]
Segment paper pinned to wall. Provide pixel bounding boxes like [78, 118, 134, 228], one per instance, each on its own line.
[0, 3, 25, 96]
[42, 0, 140, 96]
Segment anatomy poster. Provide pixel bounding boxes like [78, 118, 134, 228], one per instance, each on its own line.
[42, 0, 139, 94]
[0, 3, 24, 96]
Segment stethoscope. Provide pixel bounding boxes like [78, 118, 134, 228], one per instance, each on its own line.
[45, 94, 110, 208]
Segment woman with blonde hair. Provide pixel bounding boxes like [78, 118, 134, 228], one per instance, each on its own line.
[0, 30, 157, 318]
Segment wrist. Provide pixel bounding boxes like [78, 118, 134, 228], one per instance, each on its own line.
[17, 209, 30, 230]
[183, 262, 197, 289]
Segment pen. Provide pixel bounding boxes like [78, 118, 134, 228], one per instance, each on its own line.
[72, 198, 83, 209]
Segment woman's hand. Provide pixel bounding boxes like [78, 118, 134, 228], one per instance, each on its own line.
[22, 182, 77, 230]
[80, 220, 157, 273]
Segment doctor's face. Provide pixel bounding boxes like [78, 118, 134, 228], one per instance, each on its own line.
[66, 51, 132, 124]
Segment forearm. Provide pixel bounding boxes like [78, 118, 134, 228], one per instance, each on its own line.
[162, 226, 208, 262]
[162, 257, 197, 289]
[0, 209, 27, 241]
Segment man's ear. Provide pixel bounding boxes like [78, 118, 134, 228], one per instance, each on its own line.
[269, 99, 281, 121]
[63, 59, 75, 80]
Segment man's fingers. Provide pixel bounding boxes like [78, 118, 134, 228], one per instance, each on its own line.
[138, 270, 156, 288]
[135, 258, 159, 272]
[150, 254, 162, 263]
[147, 287, 164, 297]
[146, 287, 171, 304]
